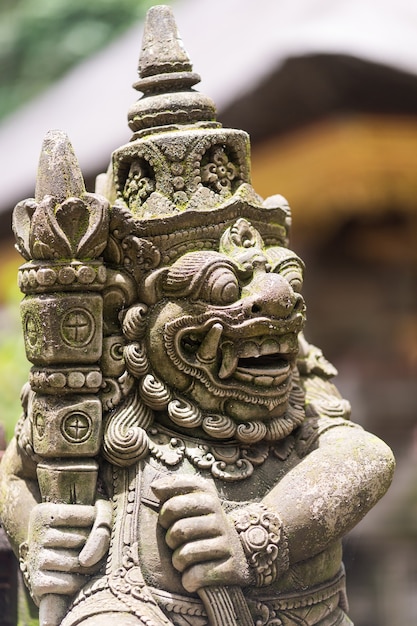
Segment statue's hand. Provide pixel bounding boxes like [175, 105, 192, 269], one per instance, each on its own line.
[21, 500, 112, 605]
[152, 475, 250, 593]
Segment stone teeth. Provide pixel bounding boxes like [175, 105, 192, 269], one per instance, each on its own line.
[239, 338, 282, 359]
[219, 341, 239, 379]
[273, 370, 291, 385]
[279, 340, 291, 354]
[259, 338, 281, 356]
[233, 370, 253, 383]
[237, 362, 290, 377]
[240, 341, 260, 359]
[254, 375, 274, 387]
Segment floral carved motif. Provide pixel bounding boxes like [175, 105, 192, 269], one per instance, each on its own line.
[201, 145, 239, 195]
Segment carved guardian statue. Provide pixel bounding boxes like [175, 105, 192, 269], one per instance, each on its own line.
[0, 6, 394, 626]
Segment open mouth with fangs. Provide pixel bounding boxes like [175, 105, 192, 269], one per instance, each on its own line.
[180, 323, 299, 390]
[219, 336, 297, 388]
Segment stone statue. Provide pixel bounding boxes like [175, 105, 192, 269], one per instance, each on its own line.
[0, 6, 395, 626]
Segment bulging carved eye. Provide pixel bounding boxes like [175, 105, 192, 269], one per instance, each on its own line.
[264, 247, 305, 294]
[279, 264, 303, 293]
[290, 279, 302, 294]
[201, 267, 240, 304]
[287, 271, 303, 294]
[273, 257, 304, 294]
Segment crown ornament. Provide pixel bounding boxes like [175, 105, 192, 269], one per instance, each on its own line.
[128, 3, 216, 133]
[97, 5, 291, 282]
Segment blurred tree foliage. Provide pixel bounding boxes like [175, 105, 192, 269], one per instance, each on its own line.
[0, 0, 164, 120]
[0, 254, 28, 442]
[0, 0, 171, 441]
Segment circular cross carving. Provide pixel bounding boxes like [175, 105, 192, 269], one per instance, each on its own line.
[25, 314, 40, 348]
[34, 412, 45, 438]
[62, 412, 92, 444]
[60, 308, 95, 347]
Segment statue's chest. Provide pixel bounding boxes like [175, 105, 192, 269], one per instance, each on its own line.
[107, 438, 300, 593]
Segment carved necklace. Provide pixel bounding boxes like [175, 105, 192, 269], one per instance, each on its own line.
[146, 386, 305, 482]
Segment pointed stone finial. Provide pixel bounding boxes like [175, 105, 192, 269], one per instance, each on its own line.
[10, 129, 110, 262]
[138, 5, 192, 78]
[128, 5, 216, 133]
[35, 130, 85, 203]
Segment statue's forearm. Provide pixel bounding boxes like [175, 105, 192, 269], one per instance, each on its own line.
[262, 427, 395, 565]
[0, 437, 40, 553]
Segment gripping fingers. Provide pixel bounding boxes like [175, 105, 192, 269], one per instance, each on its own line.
[32, 570, 85, 601]
[79, 499, 112, 567]
[33, 503, 96, 529]
[159, 493, 218, 529]
[165, 514, 221, 550]
[42, 528, 89, 550]
[38, 548, 83, 573]
[181, 560, 233, 594]
[172, 536, 230, 573]
[152, 475, 214, 503]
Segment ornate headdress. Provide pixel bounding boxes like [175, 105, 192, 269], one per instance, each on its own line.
[98, 5, 292, 281]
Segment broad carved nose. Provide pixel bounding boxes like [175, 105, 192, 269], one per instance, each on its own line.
[242, 271, 303, 318]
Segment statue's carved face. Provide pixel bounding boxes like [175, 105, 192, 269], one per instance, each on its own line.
[139, 219, 306, 424]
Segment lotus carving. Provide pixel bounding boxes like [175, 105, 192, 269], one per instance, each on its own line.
[12, 130, 109, 261]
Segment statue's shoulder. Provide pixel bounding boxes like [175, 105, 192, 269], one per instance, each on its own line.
[295, 336, 361, 457]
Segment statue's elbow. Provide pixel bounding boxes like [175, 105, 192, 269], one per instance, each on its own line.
[321, 426, 396, 513]
[367, 433, 396, 499]
[346, 429, 396, 513]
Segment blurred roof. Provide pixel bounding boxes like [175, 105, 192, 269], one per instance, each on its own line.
[1, 0, 417, 218]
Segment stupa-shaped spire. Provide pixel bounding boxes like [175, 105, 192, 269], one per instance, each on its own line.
[35, 130, 85, 203]
[138, 4, 192, 78]
[128, 5, 216, 134]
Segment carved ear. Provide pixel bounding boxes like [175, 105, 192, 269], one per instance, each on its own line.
[141, 267, 169, 305]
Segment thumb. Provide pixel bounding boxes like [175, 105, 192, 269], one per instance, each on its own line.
[79, 499, 112, 567]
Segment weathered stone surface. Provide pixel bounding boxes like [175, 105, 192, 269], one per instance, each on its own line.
[0, 6, 394, 626]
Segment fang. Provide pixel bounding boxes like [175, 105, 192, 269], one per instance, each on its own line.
[219, 341, 239, 379]
[196, 323, 223, 363]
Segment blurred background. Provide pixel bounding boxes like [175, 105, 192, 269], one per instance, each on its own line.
[0, 1, 416, 624]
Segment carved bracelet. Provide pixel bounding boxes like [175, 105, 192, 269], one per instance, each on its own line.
[231, 503, 289, 587]
[18, 541, 33, 596]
